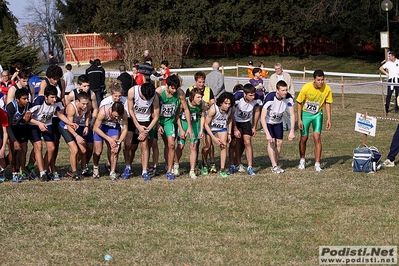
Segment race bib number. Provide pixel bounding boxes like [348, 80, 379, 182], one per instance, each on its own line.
[211, 118, 226, 129]
[103, 121, 117, 128]
[134, 105, 149, 114]
[305, 101, 320, 114]
[182, 112, 197, 121]
[39, 113, 53, 123]
[237, 110, 252, 119]
[270, 112, 283, 123]
[160, 103, 175, 118]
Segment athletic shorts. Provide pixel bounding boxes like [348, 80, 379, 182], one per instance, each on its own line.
[52, 117, 61, 137]
[159, 121, 175, 138]
[10, 125, 30, 143]
[149, 126, 158, 140]
[235, 121, 253, 136]
[94, 125, 120, 142]
[132, 120, 151, 144]
[204, 128, 227, 136]
[128, 117, 135, 132]
[59, 124, 75, 143]
[267, 123, 283, 140]
[178, 120, 200, 145]
[301, 111, 323, 136]
[30, 124, 55, 142]
[76, 126, 94, 143]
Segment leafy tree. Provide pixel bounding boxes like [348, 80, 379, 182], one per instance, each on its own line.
[0, 1, 40, 71]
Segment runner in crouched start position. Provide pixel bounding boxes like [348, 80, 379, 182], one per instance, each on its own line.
[29, 85, 78, 181]
[128, 82, 159, 182]
[174, 88, 207, 179]
[59, 92, 91, 180]
[92, 101, 128, 181]
[203, 92, 235, 178]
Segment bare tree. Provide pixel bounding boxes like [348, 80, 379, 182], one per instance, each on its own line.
[19, 0, 63, 62]
[123, 31, 191, 70]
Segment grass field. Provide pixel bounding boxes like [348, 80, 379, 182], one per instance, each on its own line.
[1, 91, 398, 265]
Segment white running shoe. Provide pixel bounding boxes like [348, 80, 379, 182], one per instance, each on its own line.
[298, 159, 305, 170]
[237, 164, 246, 172]
[383, 159, 395, 167]
[314, 163, 322, 172]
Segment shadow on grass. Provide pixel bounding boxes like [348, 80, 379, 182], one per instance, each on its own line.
[253, 154, 353, 172]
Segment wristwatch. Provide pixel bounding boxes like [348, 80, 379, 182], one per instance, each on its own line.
[116, 141, 121, 145]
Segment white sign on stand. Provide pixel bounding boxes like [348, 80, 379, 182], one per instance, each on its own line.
[355, 113, 376, 137]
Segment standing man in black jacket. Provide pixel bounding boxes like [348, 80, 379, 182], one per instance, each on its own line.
[138, 57, 162, 84]
[117, 65, 135, 96]
[86, 59, 106, 105]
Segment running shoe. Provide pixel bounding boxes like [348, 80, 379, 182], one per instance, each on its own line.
[201, 165, 208, 175]
[142, 172, 151, 182]
[166, 172, 175, 180]
[19, 171, 29, 181]
[271, 166, 283, 174]
[122, 167, 131, 179]
[314, 163, 322, 172]
[153, 168, 159, 176]
[189, 171, 197, 179]
[247, 166, 255, 176]
[93, 167, 100, 179]
[109, 171, 117, 181]
[81, 167, 90, 177]
[12, 173, 21, 183]
[173, 164, 180, 176]
[52, 172, 61, 181]
[383, 159, 395, 167]
[209, 163, 217, 173]
[237, 164, 246, 173]
[228, 165, 235, 175]
[219, 171, 228, 178]
[298, 158, 306, 170]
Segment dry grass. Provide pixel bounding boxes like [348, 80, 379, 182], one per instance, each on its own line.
[0, 93, 399, 265]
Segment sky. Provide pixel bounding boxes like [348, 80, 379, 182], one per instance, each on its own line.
[8, 0, 37, 26]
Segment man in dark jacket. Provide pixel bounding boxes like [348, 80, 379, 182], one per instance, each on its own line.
[85, 58, 106, 105]
[117, 65, 135, 96]
[138, 57, 162, 84]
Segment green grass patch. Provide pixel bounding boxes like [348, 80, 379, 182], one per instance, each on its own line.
[1, 93, 398, 264]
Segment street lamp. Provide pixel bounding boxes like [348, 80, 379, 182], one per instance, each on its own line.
[381, 0, 393, 60]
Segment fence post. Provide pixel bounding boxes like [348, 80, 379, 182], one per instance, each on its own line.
[221, 65, 224, 75]
[341, 76, 345, 109]
[303, 67, 306, 82]
[380, 74, 387, 117]
[236, 63, 239, 84]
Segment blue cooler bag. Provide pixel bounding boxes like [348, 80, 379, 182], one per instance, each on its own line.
[352, 145, 381, 172]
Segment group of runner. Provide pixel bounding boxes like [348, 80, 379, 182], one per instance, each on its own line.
[0, 63, 333, 182]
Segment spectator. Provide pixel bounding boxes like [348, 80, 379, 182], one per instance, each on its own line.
[117, 65, 134, 96]
[268, 63, 295, 131]
[205, 62, 225, 99]
[86, 58, 106, 105]
[259, 62, 268, 78]
[160, 60, 171, 85]
[132, 65, 146, 86]
[247, 61, 254, 79]
[0, 70, 15, 96]
[138, 57, 162, 83]
[48, 52, 58, 66]
[64, 64, 75, 95]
